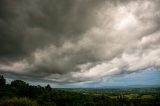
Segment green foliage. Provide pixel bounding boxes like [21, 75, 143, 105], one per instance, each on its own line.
[0, 97, 37, 106]
[0, 75, 160, 106]
[45, 84, 52, 91]
[0, 75, 6, 88]
[10, 80, 30, 97]
[11, 80, 29, 88]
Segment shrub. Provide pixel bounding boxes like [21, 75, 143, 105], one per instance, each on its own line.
[0, 97, 38, 106]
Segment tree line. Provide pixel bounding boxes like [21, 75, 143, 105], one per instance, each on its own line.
[0, 75, 160, 106]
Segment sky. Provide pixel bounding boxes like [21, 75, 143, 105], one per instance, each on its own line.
[0, 0, 160, 88]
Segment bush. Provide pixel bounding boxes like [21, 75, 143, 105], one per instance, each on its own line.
[0, 97, 38, 106]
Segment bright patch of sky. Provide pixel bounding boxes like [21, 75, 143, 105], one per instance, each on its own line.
[52, 68, 160, 88]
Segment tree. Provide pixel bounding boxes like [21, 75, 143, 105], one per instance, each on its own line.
[0, 75, 6, 88]
[11, 80, 29, 97]
[11, 80, 29, 88]
[45, 84, 52, 91]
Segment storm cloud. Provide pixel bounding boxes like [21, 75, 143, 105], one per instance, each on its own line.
[0, 0, 160, 83]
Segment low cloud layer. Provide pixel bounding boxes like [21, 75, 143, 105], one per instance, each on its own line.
[0, 0, 160, 83]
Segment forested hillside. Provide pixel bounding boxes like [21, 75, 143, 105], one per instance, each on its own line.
[0, 75, 160, 106]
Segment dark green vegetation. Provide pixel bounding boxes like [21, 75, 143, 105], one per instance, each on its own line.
[0, 75, 160, 106]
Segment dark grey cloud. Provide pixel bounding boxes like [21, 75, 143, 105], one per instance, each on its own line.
[0, 0, 160, 83]
[0, 0, 101, 60]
